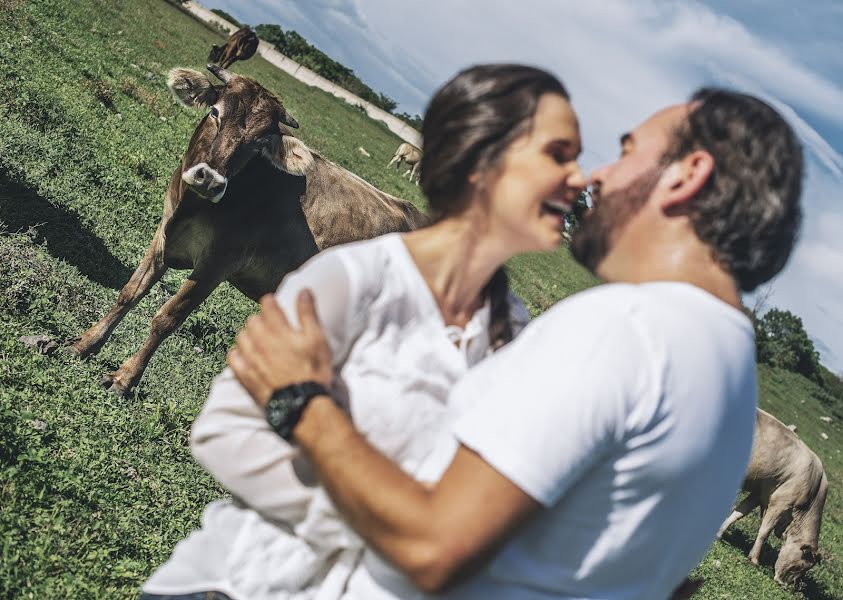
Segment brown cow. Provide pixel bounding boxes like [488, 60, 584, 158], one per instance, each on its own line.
[208, 28, 258, 70]
[62, 65, 425, 396]
[718, 409, 828, 585]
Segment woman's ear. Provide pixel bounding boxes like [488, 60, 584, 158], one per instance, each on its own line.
[268, 133, 315, 176]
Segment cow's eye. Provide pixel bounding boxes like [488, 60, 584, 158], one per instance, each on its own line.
[209, 106, 220, 120]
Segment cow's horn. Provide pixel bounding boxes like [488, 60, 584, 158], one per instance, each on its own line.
[280, 113, 300, 129]
[207, 64, 233, 84]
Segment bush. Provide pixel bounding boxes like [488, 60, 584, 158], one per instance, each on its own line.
[395, 111, 423, 130]
[753, 307, 822, 383]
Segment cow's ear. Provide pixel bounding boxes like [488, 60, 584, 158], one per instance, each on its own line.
[269, 133, 314, 176]
[167, 68, 220, 108]
[802, 545, 819, 563]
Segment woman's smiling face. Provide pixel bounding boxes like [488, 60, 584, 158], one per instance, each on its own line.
[479, 93, 585, 253]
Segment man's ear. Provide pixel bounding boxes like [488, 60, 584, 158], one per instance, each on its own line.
[268, 133, 315, 176]
[658, 150, 714, 210]
[167, 68, 220, 108]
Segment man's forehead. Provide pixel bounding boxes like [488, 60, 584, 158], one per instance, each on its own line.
[621, 103, 690, 148]
[637, 103, 690, 135]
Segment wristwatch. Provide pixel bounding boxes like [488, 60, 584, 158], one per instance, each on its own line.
[265, 381, 331, 441]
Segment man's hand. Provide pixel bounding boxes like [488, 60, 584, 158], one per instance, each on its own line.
[228, 290, 333, 407]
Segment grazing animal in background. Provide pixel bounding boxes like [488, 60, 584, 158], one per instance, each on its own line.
[62, 65, 426, 397]
[387, 141, 422, 184]
[718, 409, 828, 585]
[208, 28, 259, 70]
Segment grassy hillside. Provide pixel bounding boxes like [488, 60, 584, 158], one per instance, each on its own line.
[0, 0, 838, 598]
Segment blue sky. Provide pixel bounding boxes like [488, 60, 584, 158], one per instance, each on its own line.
[201, 0, 843, 374]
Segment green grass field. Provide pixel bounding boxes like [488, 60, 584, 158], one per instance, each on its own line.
[0, 1, 839, 598]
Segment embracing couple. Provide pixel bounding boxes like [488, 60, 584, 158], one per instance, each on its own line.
[142, 63, 803, 600]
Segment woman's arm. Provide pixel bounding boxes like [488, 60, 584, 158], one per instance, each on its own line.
[190, 367, 315, 523]
[191, 249, 363, 524]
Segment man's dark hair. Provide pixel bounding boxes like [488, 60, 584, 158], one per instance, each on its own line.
[664, 88, 803, 292]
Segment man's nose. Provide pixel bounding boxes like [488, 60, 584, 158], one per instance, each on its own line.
[586, 167, 607, 200]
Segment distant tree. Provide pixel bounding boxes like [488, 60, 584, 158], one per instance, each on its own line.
[375, 92, 398, 113]
[819, 365, 843, 401]
[754, 308, 822, 383]
[210, 8, 244, 28]
[395, 111, 423, 130]
[254, 24, 397, 114]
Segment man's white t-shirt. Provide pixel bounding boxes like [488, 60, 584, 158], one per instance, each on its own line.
[346, 281, 757, 600]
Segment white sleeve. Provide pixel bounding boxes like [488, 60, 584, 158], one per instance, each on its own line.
[450, 300, 650, 507]
[191, 248, 366, 524]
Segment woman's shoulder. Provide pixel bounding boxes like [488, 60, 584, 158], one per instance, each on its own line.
[298, 233, 401, 282]
[322, 232, 401, 264]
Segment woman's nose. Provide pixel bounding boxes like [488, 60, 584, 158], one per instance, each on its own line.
[567, 163, 586, 192]
[563, 163, 586, 201]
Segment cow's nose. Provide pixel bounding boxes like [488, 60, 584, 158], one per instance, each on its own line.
[182, 162, 227, 201]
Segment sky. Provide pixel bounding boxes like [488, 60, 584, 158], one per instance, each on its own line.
[201, 0, 843, 374]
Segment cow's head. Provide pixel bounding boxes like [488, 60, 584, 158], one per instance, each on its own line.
[774, 542, 821, 586]
[208, 45, 223, 63]
[167, 65, 312, 203]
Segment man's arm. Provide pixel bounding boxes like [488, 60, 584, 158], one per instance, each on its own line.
[295, 395, 541, 592]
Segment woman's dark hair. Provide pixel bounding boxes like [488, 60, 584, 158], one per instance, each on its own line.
[419, 64, 569, 348]
[663, 88, 803, 292]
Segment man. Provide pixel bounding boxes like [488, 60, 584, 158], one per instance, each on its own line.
[229, 88, 803, 599]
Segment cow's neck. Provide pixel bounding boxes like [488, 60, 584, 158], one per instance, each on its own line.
[786, 472, 827, 545]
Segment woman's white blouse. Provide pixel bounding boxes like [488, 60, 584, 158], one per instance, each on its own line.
[143, 233, 529, 600]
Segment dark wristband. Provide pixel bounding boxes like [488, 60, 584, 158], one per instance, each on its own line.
[265, 381, 331, 440]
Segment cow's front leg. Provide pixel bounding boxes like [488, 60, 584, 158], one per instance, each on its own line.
[748, 500, 787, 566]
[65, 226, 167, 358]
[101, 272, 226, 397]
[717, 493, 759, 538]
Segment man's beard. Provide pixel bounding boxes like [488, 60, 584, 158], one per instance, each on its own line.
[570, 166, 665, 274]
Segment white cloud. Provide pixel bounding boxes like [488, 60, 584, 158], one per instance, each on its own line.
[794, 241, 843, 291]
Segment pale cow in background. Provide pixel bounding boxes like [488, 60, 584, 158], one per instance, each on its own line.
[387, 142, 422, 184]
[718, 409, 828, 586]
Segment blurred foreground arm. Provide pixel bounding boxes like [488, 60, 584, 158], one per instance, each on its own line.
[192, 251, 358, 524]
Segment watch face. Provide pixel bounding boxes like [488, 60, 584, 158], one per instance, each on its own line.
[267, 391, 293, 428]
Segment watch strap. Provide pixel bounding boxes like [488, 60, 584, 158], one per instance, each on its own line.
[266, 381, 330, 441]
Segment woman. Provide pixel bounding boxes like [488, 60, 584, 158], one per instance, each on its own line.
[142, 63, 584, 600]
